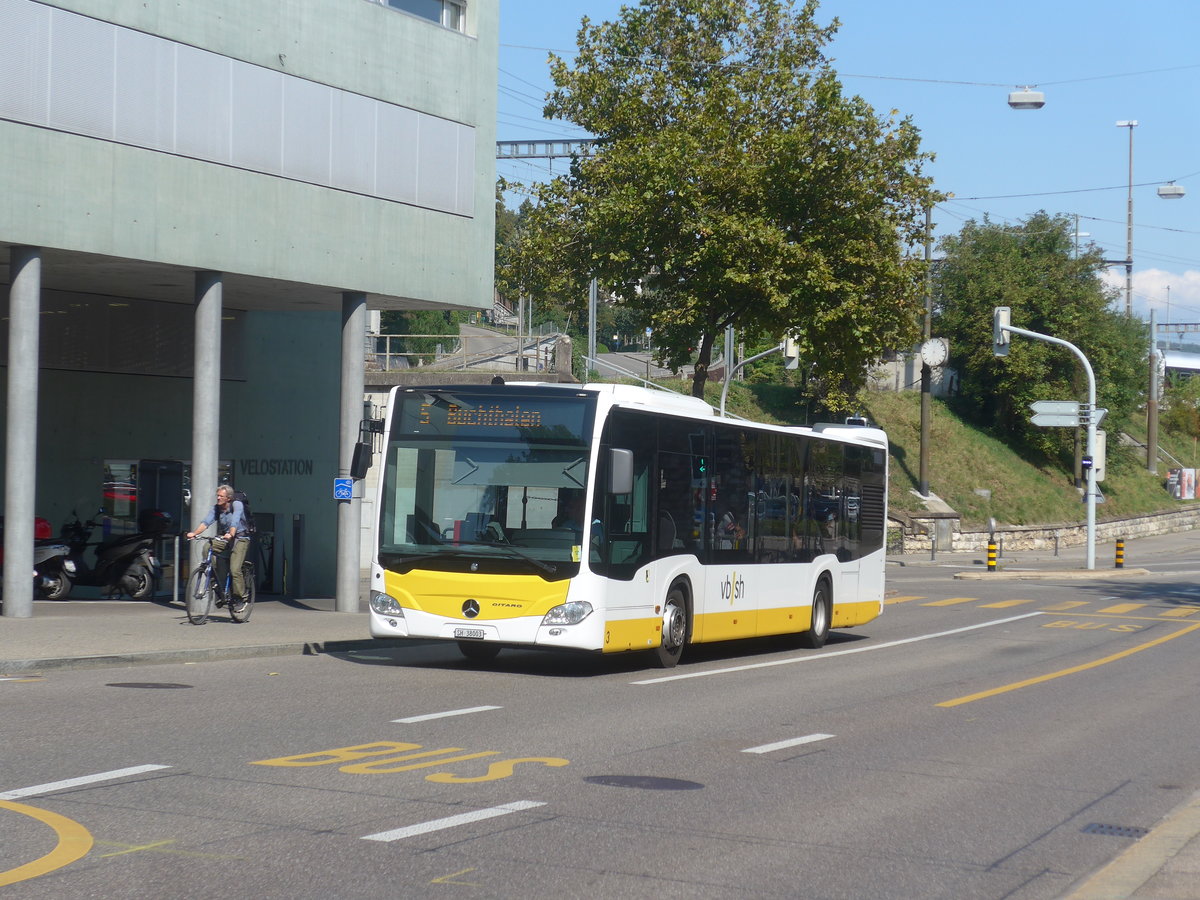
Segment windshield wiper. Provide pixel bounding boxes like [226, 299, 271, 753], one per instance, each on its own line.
[448, 539, 558, 574]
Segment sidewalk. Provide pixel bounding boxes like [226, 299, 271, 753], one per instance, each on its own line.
[0, 589, 388, 675]
[3, 531, 1199, 899]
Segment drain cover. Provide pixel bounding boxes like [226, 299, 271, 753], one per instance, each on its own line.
[1082, 823, 1149, 839]
[106, 682, 193, 689]
[583, 775, 704, 791]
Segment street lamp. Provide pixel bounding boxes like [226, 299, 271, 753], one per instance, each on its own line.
[1007, 87, 1045, 109]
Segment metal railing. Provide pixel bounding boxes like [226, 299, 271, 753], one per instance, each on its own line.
[367, 332, 562, 373]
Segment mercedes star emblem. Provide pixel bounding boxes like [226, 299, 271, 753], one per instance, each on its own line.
[462, 599, 480, 618]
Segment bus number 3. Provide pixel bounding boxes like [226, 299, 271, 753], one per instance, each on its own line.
[251, 741, 569, 783]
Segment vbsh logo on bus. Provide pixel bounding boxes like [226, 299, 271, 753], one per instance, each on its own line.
[720, 572, 746, 604]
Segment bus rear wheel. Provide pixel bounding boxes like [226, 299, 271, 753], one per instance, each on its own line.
[652, 586, 688, 668]
[798, 580, 832, 649]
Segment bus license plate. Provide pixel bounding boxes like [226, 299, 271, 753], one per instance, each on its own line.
[454, 628, 486, 640]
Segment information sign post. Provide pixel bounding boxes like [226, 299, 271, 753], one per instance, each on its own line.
[998, 313, 1100, 569]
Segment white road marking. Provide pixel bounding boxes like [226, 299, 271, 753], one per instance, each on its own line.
[742, 733, 835, 754]
[0, 764, 171, 800]
[632, 612, 1045, 685]
[392, 705, 502, 723]
[361, 801, 546, 842]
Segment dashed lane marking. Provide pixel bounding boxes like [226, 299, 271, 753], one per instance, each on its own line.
[362, 801, 546, 842]
[392, 706, 502, 724]
[979, 598, 1037, 609]
[1159, 607, 1200, 618]
[1097, 603, 1145, 614]
[1041, 601, 1090, 612]
[0, 765, 171, 801]
[884, 595, 925, 605]
[742, 733, 835, 754]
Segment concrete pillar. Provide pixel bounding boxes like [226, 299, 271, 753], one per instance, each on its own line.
[191, 272, 222, 567]
[337, 292, 367, 613]
[2, 247, 41, 618]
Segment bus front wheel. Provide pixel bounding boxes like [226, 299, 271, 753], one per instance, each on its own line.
[653, 587, 688, 668]
[798, 580, 832, 649]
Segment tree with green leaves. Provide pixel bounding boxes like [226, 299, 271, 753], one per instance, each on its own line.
[934, 211, 1147, 460]
[509, 0, 940, 402]
[1160, 375, 1200, 444]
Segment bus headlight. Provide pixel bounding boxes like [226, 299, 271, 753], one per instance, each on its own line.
[370, 590, 404, 617]
[542, 601, 592, 626]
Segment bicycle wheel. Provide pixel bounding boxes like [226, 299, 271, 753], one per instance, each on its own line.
[185, 565, 212, 625]
[229, 563, 256, 623]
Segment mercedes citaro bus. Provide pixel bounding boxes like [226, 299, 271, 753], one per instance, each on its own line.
[369, 382, 887, 667]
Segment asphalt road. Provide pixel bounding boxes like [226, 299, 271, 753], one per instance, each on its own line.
[4, 565, 1199, 898]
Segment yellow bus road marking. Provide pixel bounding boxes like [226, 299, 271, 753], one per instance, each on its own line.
[1040, 601, 1090, 612]
[362, 801, 546, 842]
[0, 799, 93, 887]
[633, 613, 1044, 684]
[1097, 603, 1145, 614]
[0, 765, 171, 801]
[922, 597, 978, 607]
[94, 839, 240, 861]
[432, 868, 481, 886]
[392, 706, 502, 723]
[742, 733, 835, 754]
[1160, 607, 1200, 618]
[98, 839, 177, 858]
[980, 599, 1036, 609]
[884, 595, 925, 605]
[938, 621, 1200, 708]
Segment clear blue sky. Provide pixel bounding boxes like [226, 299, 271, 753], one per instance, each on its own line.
[497, 0, 1200, 331]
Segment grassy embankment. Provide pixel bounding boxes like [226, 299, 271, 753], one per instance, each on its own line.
[706, 380, 1194, 529]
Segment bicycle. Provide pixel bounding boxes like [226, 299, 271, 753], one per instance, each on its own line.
[186, 536, 256, 625]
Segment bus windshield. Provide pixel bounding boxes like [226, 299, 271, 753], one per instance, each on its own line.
[377, 388, 596, 577]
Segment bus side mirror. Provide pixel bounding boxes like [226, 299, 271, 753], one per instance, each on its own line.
[608, 448, 633, 494]
[350, 441, 372, 480]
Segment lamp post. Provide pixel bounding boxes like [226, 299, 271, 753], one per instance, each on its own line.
[1116, 120, 1137, 316]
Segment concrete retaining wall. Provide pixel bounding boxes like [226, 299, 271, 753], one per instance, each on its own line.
[895, 504, 1200, 554]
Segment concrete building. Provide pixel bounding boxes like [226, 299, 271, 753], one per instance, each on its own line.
[1, 0, 498, 616]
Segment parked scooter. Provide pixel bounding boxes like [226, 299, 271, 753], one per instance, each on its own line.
[59, 509, 165, 600]
[34, 535, 73, 600]
[0, 516, 70, 599]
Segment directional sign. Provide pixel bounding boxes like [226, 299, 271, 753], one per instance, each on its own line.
[1030, 400, 1080, 416]
[1031, 411, 1080, 427]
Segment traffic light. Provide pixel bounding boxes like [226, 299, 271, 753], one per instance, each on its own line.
[993, 307, 1011, 357]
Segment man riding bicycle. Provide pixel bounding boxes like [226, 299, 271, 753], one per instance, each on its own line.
[186, 485, 249, 609]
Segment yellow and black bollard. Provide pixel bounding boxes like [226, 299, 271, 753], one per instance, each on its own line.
[987, 540, 998, 572]
[1115, 538, 1125, 569]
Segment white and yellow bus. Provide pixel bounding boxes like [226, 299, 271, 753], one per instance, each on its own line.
[369, 382, 887, 667]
